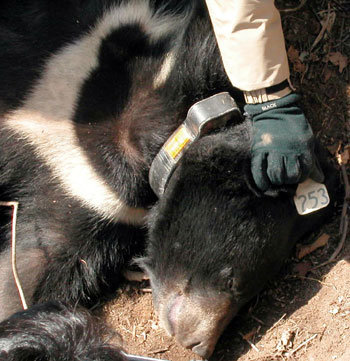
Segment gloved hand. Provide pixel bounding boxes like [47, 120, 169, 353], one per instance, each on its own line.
[244, 93, 324, 192]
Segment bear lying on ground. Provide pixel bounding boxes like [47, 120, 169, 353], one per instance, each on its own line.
[0, 120, 338, 361]
[0, 0, 338, 359]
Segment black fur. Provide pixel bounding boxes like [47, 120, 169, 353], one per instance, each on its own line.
[0, 0, 239, 319]
[0, 302, 126, 361]
[0, 0, 101, 110]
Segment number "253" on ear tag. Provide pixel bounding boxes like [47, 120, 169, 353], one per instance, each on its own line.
[294, 178, 330, 215]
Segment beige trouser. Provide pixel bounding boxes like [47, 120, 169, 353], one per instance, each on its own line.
[205, 0, 290, 91]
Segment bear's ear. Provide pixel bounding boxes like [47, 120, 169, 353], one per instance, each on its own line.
[99, 23, 172, 65]
[99, 24, 151, 64]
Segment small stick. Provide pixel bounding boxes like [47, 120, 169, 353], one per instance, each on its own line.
[313, 218, 348, 270]
[266, 313, 287, 333]
[147, 347, 170, 355]
[251, 314, 265, 325]
[0, 201, 28, 310]
[340, 163, 350, 232]
[239, 332, 260, 352]
[312, 164, 349, 270]
[140, 288, 152, 293]
[287, 275, 337, 289]
[122, 351, 169, 361]
[289, 333, 317, 355]
[310, 3, 332, 51]
[279, 0, 307, 12]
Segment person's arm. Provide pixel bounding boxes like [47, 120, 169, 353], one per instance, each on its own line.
[206, 0, 323, 191]
[205, 0, 290, 92]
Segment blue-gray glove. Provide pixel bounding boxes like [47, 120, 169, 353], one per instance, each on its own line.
[244, 93, 324, 191]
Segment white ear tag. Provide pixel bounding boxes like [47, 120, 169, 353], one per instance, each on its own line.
[294, 178, 330, 215]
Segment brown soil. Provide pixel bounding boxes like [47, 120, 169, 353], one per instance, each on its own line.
[103, 1, 350, 360]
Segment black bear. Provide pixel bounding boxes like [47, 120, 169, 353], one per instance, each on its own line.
[0, 0, 338, 359]
[139, 120, 338, 358]
[0, 0, 234, 320]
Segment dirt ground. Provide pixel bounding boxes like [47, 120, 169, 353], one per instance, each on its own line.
[103, 1, 350, 360]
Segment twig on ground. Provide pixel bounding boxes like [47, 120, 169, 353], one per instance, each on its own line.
[266, 313, 287, 333]
[339, 163, 350, 235]
[148, 347, 170, 355]
[140, 288, 152, 293]
[287, 275, 337, 289]
[312, 164, 349, 270]
[239, 332, 260, 352]
[289, 333, 318, 356]
[311, 4, 333, 51]
[251, 314, 265, 325]
[279, 0, 307, 12]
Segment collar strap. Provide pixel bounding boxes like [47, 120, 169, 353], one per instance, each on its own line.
[149, 92, 241, 198]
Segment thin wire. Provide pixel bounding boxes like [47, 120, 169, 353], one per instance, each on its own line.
[0, 201, 28, 310]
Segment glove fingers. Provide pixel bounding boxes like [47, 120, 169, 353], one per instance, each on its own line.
[283, 155, 302, 184]
[251, 153, 270, 191]
[266, 153, 285, 185]
[253, 153, 324, 188]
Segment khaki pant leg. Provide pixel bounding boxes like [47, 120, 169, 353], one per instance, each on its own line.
[205, 0, 290, 91]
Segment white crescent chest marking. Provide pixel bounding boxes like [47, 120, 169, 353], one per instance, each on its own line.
[4, 2, 185, 224]
[4, 110, 148, 224]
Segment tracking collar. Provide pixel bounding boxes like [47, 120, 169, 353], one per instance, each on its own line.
[149, 92, 241, 198]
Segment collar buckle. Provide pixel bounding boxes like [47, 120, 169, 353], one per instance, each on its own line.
[149, 92, 241, 197]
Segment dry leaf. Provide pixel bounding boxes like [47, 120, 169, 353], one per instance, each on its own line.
[294, 62, 306, 74]
[320, 10, 336, 33]
[293, 261, 312, 277]
[329, 52, 348, 73]
[242, 328, 258, 341]
[327, 141, 341, 155]
[323, 68, 335, 82]
[288, 45, 299, 63]
[338, 145, 350, 165]
[288, 46, 306, 74]
[310, 52, 320, 62]
[297, 233, 330, 259]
